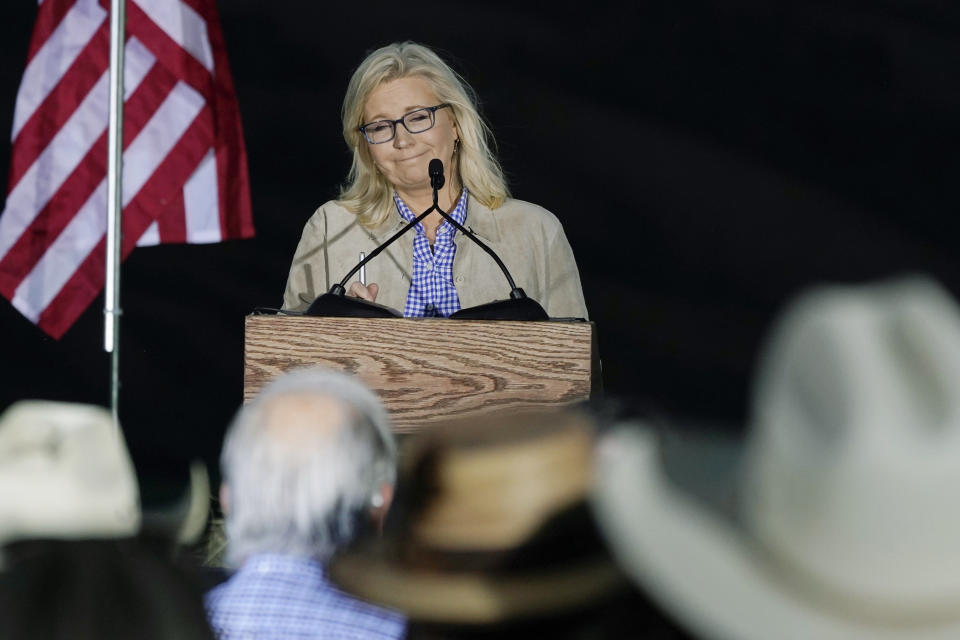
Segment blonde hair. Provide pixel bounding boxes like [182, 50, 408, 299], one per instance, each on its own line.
[338, 42, 509, 228]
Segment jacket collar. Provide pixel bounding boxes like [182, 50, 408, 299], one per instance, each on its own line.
[369, 214, 405, 245]
[464, 196, 500, 244]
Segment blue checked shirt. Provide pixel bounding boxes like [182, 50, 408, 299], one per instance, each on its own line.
[205, 553, 406, 640]
[394, 189, 468, 317]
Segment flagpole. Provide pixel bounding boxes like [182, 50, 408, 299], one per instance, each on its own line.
[104, 0, 126, 426]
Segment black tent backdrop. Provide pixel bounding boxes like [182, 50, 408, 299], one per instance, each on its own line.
[1, 0, 958, 494]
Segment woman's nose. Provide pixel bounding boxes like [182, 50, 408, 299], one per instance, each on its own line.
[393, 126, 413, 148]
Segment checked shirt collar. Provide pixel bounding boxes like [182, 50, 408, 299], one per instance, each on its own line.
[205, 553, 405, 639]
[393, 188, 469, 317]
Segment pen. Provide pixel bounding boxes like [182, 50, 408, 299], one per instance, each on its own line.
[359, 252, 366, 286]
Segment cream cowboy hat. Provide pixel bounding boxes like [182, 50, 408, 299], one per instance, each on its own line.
[0, 401, 140, 544]
[593, 277, 960, 640]
[0, 400, 211, 548]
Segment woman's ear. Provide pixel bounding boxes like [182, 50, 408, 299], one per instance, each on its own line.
[369, 482, 394, 533]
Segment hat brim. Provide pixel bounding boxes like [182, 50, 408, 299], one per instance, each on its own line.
[330, 544, 622, 625]
[592, 427, 960, 640]
[139, 460, 210, 545]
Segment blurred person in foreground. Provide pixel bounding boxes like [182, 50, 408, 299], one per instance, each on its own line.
[0, 401, 215, 640]
[329, 408, 677, 639]
[593, 276, 960, 640]
[282, 41, 588, 319]
[205, 368, 405, 640]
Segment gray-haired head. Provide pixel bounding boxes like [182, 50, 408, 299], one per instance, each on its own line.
[220, 368, 396, 566]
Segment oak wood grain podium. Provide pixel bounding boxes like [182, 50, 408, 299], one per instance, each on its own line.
[244, 315, 599, 433]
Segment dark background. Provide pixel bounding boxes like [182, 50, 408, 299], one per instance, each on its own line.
[1, 1, 958, 496]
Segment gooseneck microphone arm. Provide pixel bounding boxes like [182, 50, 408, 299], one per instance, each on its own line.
[433, 195, 523, 295]
[329, 160, 449, 293]
[427, 159, 525, 299]
[333, 205, 436, 293]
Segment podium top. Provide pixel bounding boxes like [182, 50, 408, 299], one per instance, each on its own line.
[244, 316, 598, 433]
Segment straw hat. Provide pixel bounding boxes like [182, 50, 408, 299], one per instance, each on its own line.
[593, 277, 960, 640]
[330, 409, 623, 624]
[0, 401, 140, 544]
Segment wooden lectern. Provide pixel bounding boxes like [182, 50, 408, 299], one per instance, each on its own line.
[244, 316, 600, 433]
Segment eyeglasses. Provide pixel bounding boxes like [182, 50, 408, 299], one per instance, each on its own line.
[358, 104, 451, 144]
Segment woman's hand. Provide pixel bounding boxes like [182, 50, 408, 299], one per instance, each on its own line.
[348, 281, 380, 302]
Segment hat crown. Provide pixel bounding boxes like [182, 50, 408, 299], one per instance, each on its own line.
[743, 277, 960, 614]
[409, 411, 595, 551]
[0, 401, 140, 543]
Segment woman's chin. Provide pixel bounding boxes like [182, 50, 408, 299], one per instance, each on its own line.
[394, 178, 431, 194]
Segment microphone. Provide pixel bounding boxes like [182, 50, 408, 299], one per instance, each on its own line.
[429, 158, 445, 191]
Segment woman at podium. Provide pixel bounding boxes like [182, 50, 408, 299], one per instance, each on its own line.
[281, 42, 588, 320]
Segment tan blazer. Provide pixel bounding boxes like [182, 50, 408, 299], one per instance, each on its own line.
[282, 197, 589, 319]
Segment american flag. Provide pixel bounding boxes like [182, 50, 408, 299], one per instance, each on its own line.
[0, 0, 253, 339]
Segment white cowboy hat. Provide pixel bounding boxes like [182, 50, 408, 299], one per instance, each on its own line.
[0, 401, 141, 544]
[593, 277, 960, 640]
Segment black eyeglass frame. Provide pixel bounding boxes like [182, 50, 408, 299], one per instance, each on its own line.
[358, 103, 452, 144]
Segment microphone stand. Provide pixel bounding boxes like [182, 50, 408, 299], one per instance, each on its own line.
[430, 200, 526, 300]
[306, 159, 549, 320]
[426, 161, 547, 321]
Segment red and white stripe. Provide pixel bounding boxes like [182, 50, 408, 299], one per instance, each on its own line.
[0, 0, 253, 338]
